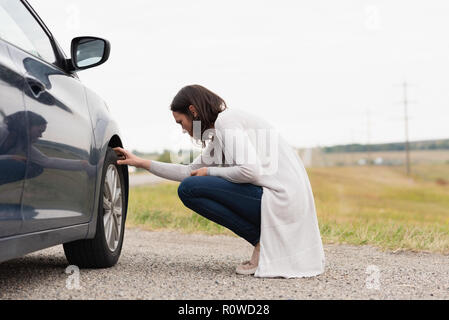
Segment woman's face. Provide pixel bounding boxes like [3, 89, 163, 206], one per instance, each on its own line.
[172, 111, 193, 137]
[29, 124, 47, 142]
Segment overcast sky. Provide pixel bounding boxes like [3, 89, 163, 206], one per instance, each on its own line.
[29, 0, 449, 153]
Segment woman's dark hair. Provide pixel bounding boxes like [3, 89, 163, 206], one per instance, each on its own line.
[6, 111, 47, 130]
[0, 111, 47, 154]
[170, 85, 227, 148]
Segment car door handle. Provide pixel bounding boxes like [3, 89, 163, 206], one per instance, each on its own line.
[25, 77, 46, 98]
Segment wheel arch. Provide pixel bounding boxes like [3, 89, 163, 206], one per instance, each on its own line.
[86, 133, 129, 239]
[107, 134, 129, 216]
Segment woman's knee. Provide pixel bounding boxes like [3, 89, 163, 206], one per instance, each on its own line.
[177, 176, 200, 200]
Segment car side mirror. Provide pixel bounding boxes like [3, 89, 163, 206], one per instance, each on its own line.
[69, 36, 110, 71]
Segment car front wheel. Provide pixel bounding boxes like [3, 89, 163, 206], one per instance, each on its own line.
[63, 147, 126, 268]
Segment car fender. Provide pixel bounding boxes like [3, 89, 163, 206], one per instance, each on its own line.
[83, 87, 129, 239]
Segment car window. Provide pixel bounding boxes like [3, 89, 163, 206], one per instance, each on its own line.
[0, 0, 56, 64]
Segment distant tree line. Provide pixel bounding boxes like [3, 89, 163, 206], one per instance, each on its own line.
[323, 139, 449, 153]
[132, 150, 159, 157]
[130, 149, 200, 164]
[157, 149, 199, 163]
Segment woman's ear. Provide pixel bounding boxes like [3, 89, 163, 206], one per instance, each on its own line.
[188, 105, 198, 117]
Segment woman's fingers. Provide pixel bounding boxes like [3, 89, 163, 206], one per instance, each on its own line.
[113, 147, 127, 159]
[113, 147, 125, 156]
[113, 147, 128, 165]
[113, 147, 140, 167]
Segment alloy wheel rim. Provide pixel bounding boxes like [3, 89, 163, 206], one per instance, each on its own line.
[103, 164, 123, 251]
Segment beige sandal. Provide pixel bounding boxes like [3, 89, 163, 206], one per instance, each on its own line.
[235, 260, 258, 275]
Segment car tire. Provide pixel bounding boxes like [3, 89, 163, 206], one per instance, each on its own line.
[63, 147, 126, 268]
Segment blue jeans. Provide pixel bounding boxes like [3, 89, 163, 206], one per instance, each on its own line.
[177, 176, 263, 246]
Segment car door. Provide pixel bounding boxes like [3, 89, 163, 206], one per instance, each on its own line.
[0, 38, 27, 238]
[0, 0, 97, 234]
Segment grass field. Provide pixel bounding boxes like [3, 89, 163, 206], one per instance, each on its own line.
[297, 149, 449, 167]
[127, 163, 449, 254]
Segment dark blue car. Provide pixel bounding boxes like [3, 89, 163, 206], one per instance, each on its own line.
[0, 0, 129, 267]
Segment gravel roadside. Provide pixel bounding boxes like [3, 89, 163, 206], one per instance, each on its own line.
[0, 228, 447, 300]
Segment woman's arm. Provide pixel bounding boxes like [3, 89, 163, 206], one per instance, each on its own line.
[145, 139, 217, 182]
[29, 146, 85, 171]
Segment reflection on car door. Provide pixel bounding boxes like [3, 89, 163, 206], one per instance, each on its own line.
[0, 40, 26, 238]
[0, 0, 98, 234]
[8, 47, 97, 233]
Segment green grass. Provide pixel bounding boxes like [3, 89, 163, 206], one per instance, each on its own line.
[127, 164, 449, 254]
[127, 182, 232, 236]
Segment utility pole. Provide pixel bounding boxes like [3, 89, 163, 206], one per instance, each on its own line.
[401, 81, 411, 176]
[366, 108, 371, 165]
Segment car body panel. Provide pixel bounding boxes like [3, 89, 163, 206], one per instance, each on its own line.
[0, 40, 26, 238]
[6, 43, 98, 234]
[0, 0, 128, 264]
[0, 223, 88, 263]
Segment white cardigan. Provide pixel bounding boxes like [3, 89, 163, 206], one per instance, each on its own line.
[148, 108, 325, 278]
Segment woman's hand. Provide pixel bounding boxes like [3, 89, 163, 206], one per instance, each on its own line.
[190, 167, 208, 176]
[113, 147, 143, 168]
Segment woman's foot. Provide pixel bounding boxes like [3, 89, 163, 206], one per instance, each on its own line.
[235, 243, 260, 275]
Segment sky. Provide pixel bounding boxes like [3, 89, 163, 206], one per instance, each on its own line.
[28, 0, 449, 153]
